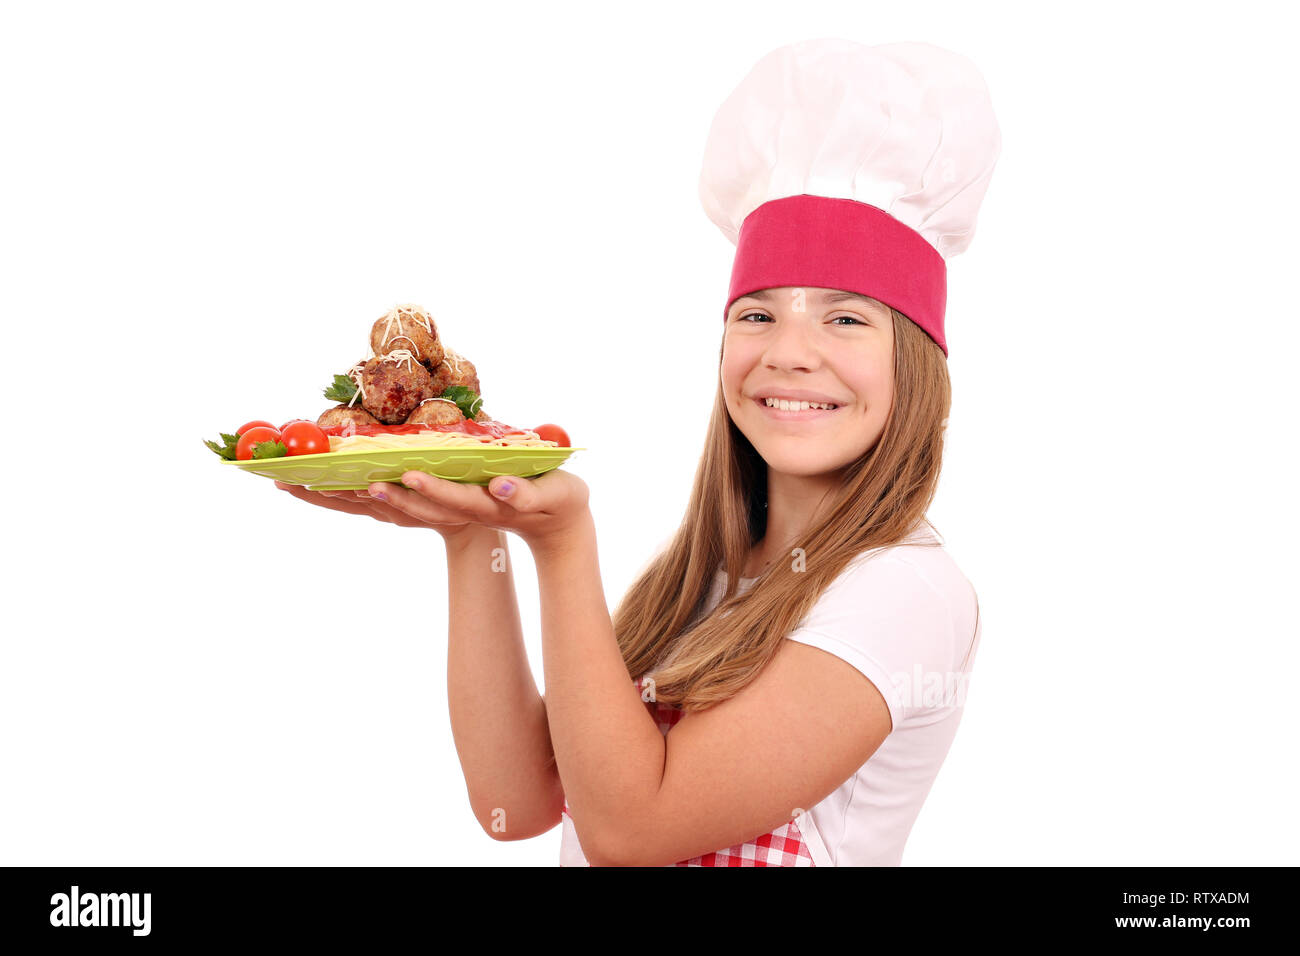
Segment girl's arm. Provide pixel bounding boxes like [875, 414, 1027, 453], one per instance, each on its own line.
[529, 512, 669, 861]
[531, 510, 892, 868]
[366, 470, 890, 866]
[275, 481, 566, 839]
[445, 526, 565, 841]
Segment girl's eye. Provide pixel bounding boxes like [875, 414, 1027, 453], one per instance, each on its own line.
[735, 312, 865, 325]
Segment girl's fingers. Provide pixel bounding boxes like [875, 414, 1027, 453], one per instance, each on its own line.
[276, 478, 469, 530]
[392, 471, 530, 519]
[368, 480, 482, 526]
[395, 472, 494, 513]
[275, 482, 384, 519]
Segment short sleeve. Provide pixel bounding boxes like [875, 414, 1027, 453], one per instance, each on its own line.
[784, 553, 958, 731]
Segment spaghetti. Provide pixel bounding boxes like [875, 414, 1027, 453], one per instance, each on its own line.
[327, 431, 558, 453]
[320, 420, 559, 454]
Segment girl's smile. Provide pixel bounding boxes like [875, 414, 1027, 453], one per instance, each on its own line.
[722, 286, 895, 478]
[752, 393, 847, 421]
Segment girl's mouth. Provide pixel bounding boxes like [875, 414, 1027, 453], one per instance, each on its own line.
[754, 396, 844, 420]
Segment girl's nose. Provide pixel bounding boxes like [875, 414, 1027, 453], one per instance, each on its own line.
[762, 319, 822, 372]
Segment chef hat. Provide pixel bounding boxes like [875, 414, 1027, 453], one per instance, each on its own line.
[699, 38, 1001, 357]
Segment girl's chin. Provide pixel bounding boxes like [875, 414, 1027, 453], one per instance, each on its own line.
[753, 448, 851, 478]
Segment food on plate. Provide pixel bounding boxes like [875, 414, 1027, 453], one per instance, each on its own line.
[206, 424, 283, 461]
[279, 421, 330, 456]
[206, 302, 573, 469]
[369, 303, 444, 366]
[407, 397, 465, 426]
[236, 425, 285, 461]
[319, 420, 560, 453]
[427, 348, 481, 396]
[531, 424, 572, 448]
[316, 405, 380, 429]
[349, 351, 435, 424]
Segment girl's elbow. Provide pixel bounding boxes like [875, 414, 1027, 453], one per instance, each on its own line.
[580, 819, 643, 866]
[479, 812, 563, 842]
[582, 838, 625, 867]
[474, 797, 565, 842]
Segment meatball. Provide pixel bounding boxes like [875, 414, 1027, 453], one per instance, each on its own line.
[359, 353, 435, 424]
[406, 398, 466, 426]
[317, 404, 380, 429]
[370, 304, 444, 367]
[427, 348, 481, 396]
[473, 407, 491, 423]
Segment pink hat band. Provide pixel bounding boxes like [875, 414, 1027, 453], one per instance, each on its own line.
[723, 194, 949, 357]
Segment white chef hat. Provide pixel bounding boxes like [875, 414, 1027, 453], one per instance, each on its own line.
[699, 38, 1001, 357]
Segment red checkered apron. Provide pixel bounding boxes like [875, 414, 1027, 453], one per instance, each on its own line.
[559, 677, 821, 866]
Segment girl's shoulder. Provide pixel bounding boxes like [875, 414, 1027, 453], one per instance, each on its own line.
[831, 520, 973, 605]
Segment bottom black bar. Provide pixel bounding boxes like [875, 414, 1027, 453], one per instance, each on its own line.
[0, 866, 1285, 944]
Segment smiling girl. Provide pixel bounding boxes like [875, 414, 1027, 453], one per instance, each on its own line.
[277, 38, 1000, 866]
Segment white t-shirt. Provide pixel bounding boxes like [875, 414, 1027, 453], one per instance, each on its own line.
[724, 522, 982, 865]
[558, 522, 981, 866]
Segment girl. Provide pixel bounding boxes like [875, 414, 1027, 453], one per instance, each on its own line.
[277, 38, 1000, 866]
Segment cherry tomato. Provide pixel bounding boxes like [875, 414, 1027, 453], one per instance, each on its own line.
[236, 420, 276, 435]
[280, 421, 331, 457]
[279, 418, 310, 432]
[532, 423, 570, 447]
[236, 425, 282, 461]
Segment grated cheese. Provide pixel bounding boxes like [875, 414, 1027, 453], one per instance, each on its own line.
[379, 304, 435, 353]
[345, 361, 368, 407]
[378, 348, 418, 373]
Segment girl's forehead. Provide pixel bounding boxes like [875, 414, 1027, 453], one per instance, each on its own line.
[736, 287, 886, 307]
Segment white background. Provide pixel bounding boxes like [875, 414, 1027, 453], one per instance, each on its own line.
[2, 0, 1296, 866]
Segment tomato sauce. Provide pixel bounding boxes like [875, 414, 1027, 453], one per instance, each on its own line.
[319, 419, 532, 440]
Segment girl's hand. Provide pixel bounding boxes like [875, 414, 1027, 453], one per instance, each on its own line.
[272, 480, 481, 542]
[371, 468, 590, 552]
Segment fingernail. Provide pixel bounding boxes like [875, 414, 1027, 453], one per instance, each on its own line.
[373, 491, 386, 501]
[494, 480, 514, 497]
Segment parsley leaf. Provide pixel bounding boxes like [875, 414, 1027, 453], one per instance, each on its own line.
[204, 432, 241, 461]
[251, 440, 288, 459]
[324, 373, 359, 403]
[441, 385, 483, 420]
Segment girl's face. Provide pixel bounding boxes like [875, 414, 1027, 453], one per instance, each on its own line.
[721, 286, 895, 478]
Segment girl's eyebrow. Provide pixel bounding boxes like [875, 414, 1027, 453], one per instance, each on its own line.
[822, 291, 879, 305]
[736, 290, 881, 307]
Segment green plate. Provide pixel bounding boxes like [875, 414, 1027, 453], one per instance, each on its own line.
[223, 445, 585, 490]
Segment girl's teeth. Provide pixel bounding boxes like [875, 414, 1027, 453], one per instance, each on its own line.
[765, 398, 837, 410]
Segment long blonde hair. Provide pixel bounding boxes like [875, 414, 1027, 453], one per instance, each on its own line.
[612, 308, 952, 712]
